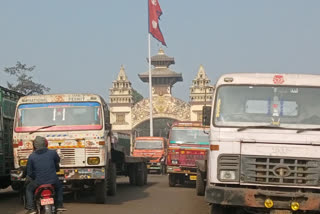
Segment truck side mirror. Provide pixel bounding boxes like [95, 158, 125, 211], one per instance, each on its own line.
[202, 106, 212, 126]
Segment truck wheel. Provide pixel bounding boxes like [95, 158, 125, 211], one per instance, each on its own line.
[128, 165, 136, 185]
[168, 174, 176, 187]
[196, 169, 205, 196]
[135, 163, 145, 186]
[143, 163, 148, 185]
[179, 175, 185, 185]
[0, 176, 11, 189]
[95, 179, 107, 204]
[107, 162, 117, 196]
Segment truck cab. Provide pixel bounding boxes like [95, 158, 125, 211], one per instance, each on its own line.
[166, 121, 209, 187]
[202, 73, 320, 214]
[132, 137, 166, 174]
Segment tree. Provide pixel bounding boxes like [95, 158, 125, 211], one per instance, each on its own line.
[3, 61, 50, 95]
[132, 89, 143, 104]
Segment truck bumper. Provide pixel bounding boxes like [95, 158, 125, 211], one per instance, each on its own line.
[166, 166, 196, 175]
[57, 168, 105, 180]
[11, 167, 106, 181]
[205, 185, 320, 211]
[147, 162, 161, 170]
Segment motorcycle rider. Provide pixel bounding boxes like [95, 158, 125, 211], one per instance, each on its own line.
[25, 136, 66, 214]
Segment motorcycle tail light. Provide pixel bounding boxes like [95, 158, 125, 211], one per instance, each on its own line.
[41, 189, 52, 198]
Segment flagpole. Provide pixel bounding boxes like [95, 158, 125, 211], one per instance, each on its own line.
[148, 33, 153, 137]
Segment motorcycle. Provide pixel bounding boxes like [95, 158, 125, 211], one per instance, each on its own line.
[22, 184, 62, 214]
[34, 184, 56, 214]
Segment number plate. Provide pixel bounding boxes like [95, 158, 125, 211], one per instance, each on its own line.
[56, 169, 64, 175]
[190, 175, 197, 181]
[40, 198, 54, 206]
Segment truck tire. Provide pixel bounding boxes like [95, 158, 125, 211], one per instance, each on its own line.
[107, 162, 117, 196]
[143, 163, 148, 185]
[135, 163, 145, 186]
[128, 165, 136, 185]
[178, 175, 185, 185]
[0, 176, 11, 189]
[95, 179, 107, 204]
[168, 174, 176, 187]
[196, 169, 205, 196]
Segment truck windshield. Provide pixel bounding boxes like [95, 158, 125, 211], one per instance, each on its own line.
[170, 127, 209, 145]
[135, 140, 163, 150]
[15, 102, 102, 132]
[214, 85, 320, 129]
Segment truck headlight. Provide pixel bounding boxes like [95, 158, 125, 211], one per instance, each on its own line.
[171, 160, 178, 165]
[87, 157, 100, 165]
[218, 154, 240, 182]
[220, 170, 236, 180]
[19, 159, 28, 166]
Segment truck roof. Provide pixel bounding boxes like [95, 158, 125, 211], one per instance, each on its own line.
[217, 73, 320, 87]
[17, 93, 104, 104]
[135, 136, 166, 141]
[0, 86, 24, 100]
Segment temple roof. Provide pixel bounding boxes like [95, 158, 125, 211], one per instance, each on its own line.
[147, 48, 175, 67]
[140, 49, 182, 85]
[138, 68, 182, 83]
[116, 65, 129, 81]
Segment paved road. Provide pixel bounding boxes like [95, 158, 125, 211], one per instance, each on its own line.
[0, 175, 209, 214]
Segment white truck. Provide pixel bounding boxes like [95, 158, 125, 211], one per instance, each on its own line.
[10, 93, 149, 204]
[199, 73, 320, 214]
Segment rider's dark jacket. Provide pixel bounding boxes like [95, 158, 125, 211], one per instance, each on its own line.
[26, 148, 60, 185]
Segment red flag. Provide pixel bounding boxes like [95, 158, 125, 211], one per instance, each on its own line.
[148, 0, 166, 46]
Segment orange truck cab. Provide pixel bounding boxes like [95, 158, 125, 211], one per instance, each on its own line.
[166, 121, 209, 187]
[132, 137, 166, 173]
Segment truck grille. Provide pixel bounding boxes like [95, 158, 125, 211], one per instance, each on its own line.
[241, 156, 320, 186]
[59, 149, 76, 165]
[85, 147, 100, 156]
[59, 148, 85, 166]
[180, 154, 206, 166]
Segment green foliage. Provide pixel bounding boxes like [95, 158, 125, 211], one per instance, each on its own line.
[3, 61, 50, 95]
[132, 89, 143, 104]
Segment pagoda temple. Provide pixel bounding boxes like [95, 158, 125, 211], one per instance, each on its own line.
[138, 48, 182, 96]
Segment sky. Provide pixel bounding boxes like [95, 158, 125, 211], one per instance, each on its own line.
[0, 0, 319, 102]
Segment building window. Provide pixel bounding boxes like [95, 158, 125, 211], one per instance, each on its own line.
[116, 113, 126, 124]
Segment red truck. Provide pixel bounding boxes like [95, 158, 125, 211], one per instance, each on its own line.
[132, 137, 166, 174]
[166, 121, 209, 187]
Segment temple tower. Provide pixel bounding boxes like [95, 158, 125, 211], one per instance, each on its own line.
[189, 65, 214, 121]
[109, 65, 133, 134]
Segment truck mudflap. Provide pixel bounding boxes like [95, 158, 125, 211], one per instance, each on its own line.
[205, 185, 320, 211]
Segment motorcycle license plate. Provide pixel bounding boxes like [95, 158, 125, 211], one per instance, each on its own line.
[40, 198, 54, 206]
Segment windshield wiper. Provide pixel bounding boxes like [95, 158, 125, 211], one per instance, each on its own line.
[296, 128, 320, 134]
[29, 125, 56, 134]
[237, 125, 286, 132]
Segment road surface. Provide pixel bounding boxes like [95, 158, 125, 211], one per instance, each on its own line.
[0, 175, 208, 214]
